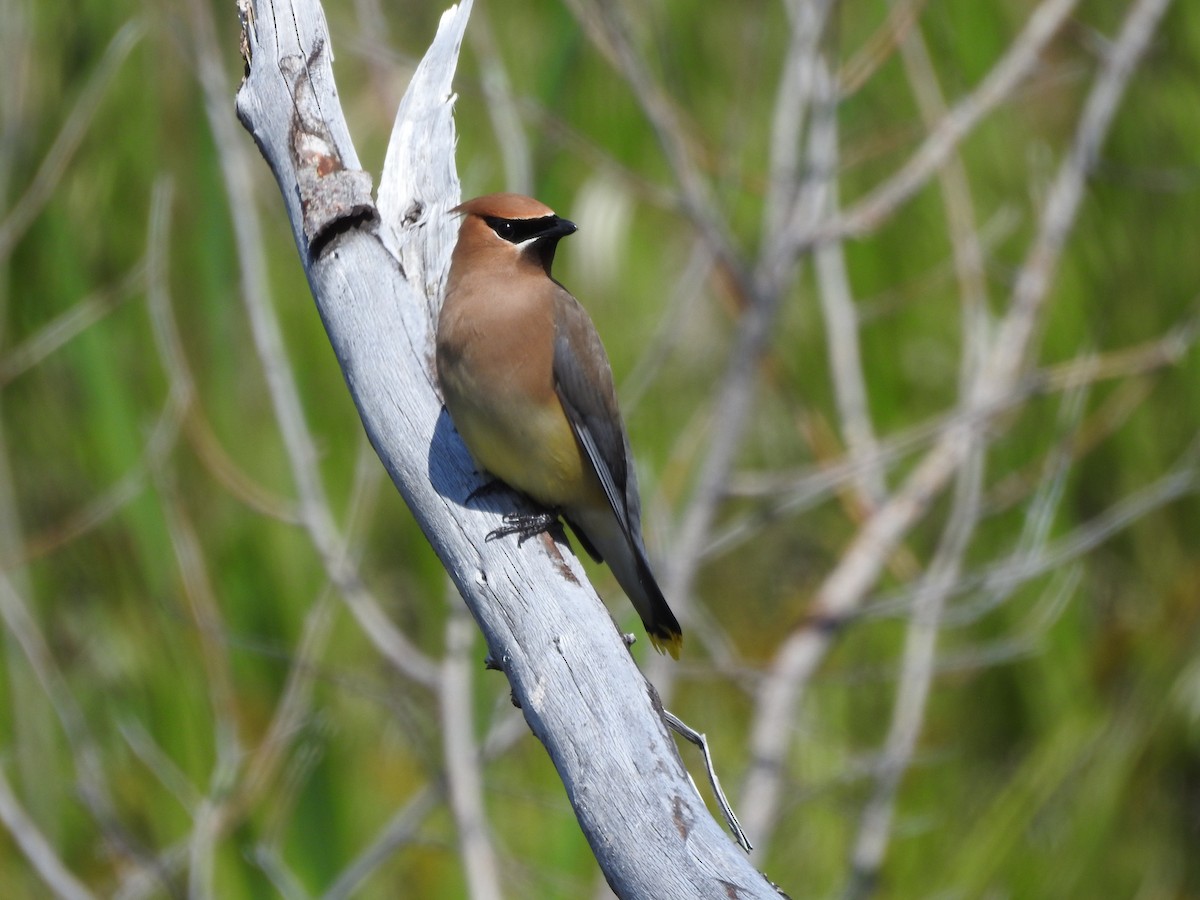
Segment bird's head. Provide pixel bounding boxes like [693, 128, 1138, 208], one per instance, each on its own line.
[451, 193, 577, 276]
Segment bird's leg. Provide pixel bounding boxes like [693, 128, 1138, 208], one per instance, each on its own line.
[485, 510, 560, 546]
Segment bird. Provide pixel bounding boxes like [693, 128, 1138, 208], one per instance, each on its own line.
[436, 192, 682, 658]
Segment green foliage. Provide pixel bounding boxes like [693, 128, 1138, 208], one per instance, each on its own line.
[2, 0, 1198, 896]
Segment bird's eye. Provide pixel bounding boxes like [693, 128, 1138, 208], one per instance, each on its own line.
[482, 215, 560, 245]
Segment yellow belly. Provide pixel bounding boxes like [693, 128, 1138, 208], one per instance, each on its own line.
[444, 383, 597, 509]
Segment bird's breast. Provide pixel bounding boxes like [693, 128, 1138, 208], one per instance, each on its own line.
[436, 299, 600, 509]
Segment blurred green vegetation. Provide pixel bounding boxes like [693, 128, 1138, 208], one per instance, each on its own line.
[1, 0, 1199, 897]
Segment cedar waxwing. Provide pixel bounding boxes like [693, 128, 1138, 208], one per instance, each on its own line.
[436, 193, 683, 658]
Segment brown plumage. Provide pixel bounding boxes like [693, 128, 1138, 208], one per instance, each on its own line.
[436, 193, 682, 657]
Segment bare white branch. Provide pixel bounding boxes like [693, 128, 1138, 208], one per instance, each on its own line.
[236, 1, 777, 895]
[191, 0, 439, 689]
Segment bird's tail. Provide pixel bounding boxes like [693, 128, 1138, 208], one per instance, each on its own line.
[568, 507, 682, 658]
[638, 562, 683, 660]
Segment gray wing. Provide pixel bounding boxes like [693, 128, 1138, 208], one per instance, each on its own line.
[551, 288, 643, 549]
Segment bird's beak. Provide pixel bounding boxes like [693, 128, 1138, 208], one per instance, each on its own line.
[548, 216, 577, 240]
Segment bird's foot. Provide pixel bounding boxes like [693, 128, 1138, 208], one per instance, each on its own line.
[486, 510, 559, 546]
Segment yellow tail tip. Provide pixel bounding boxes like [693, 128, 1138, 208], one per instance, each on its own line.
[649, 632, 682, 660]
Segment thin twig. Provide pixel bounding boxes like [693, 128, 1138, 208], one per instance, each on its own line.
[890, 0, 990, 394]
[839, 0, 931, 97]
[441, 598, 504, 900]
[761, 0, 833, 241]
[846, 435, 984, 897]
[146, 179, 245, 899]
[812, 44, 889, 510]
[251, 843, 313, 900]
[0, 19, 146, 261]
[182, 410, 300, 523]
[859, 438, 1199, 631]
[320, 787, 442, 900]
[980, 0, 1175, 398]
[146, 180, 241, 740]
[651, 1, 840, 698]
[0, 567, 168, 890]
[117, 718, 202, 814]
[17, 392, 186, 563]
[663, 710, 752, 852]
[321, 666, 533, 899]
[966, 447, 1196, 618]
[712, 312, 1197, 560]
[0, 763, 96, 900]
[0, 260, 147, 386]
[620, 237, 714, 412]
[563, 0, 752, 297]
[789, 0, 1082, 251]
[471, 5, 533, 195]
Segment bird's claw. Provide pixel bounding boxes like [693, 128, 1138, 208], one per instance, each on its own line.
[486, 510, 559, 545]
